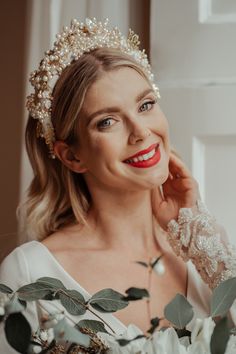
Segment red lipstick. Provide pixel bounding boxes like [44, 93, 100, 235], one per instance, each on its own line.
[125, 143, 158, 160]
[123, 143, 161, 168]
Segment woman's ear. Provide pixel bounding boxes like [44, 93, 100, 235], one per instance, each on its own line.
[53, 140, 87, 173]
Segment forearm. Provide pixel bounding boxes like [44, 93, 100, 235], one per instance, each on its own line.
[167, 200, 236, 289]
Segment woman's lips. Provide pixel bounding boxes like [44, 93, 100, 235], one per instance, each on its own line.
[123, 144, 161, 168]
[124, 143, 158, 160]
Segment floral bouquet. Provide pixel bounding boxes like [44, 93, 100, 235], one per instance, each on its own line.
[0, 257, 236, 354]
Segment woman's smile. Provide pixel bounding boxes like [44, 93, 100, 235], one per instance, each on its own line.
[123, 143, 161, 168]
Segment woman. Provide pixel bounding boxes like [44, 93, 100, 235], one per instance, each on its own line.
[0, 18, 235, 350]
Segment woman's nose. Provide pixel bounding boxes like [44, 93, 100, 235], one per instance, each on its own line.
[128, 121, 151, 145]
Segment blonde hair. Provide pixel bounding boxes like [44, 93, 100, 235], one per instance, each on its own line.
[22, 48, 153, 240]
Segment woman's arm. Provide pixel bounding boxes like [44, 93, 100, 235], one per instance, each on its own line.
[152, 153, 236, 289]
[167, 199, 236, 289]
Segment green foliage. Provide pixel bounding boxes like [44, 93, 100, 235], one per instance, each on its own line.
[77, 319, 109, 333]
[17, 277, 71, 301]
[210, 317, 230, 354]
[211, 277, 236, 317]
[0, 283, 13, 294]
[116, 334, 146, 347]
[89, 288, 129, 312]
[17, 282, 54, 301]
[135, 261, 148, 268]
[147, 317, 162, 334]
[36, 277, 66, 289]
[123, 287, 149, 301]
[150, 255, 163, 269]
[164, 293, 194, 329]
[1, 275, 235, 353]
[5, 313, 31, 353]
[59, 289, 86, 315]
[175, 328, 191, 339]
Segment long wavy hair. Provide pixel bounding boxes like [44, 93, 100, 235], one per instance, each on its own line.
[21, 48, 153, 240]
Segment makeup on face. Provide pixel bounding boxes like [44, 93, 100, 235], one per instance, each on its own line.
[123, 143, 161, 168]
[75, 68, 170, 191]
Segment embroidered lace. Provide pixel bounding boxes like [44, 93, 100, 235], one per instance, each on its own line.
[167, 200, 236, 289]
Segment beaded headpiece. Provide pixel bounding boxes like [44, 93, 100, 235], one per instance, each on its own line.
[26, 18, 160, 158]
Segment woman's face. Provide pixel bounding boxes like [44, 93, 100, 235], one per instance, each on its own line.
[75, 67, 170, 192]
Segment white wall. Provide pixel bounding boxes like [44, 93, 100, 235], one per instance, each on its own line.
[150, 0, 236, 240]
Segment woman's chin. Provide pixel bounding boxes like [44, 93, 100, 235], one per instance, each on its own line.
[147, 166, 169, 188]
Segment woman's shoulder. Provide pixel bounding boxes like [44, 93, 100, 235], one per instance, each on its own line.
[0, 241, 41, 290]
[0, 240, 41, 266]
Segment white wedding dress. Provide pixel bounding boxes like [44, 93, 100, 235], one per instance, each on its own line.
[1, 201, 236, 353]
[0, 240, 231, 354]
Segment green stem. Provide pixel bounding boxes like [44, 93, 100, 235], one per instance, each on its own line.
[44, 289, 116, 334]
[146, 259, 152, 325]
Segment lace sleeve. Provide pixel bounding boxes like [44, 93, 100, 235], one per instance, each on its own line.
[167, 200, 236, 289]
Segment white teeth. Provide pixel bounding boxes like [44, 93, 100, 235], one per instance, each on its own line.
[148, 149, 155, 158]
[126, 147, 157, 164]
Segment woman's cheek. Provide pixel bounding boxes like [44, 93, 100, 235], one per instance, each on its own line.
[162, 118, 170, 155]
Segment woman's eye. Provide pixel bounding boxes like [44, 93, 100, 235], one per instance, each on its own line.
[139, 100, 156, 112]
[97, 117, 115, 129]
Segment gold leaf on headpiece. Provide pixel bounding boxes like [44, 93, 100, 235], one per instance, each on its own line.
[127, 29, 140, 50]
[36, 121, 43, 138]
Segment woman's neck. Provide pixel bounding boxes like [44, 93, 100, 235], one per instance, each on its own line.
[84, 188, 161, 257]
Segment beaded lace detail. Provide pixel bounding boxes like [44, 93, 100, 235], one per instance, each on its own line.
[167, 200, 236, 289]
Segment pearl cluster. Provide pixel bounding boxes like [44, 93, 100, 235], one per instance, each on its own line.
[26, 18, 160, 158]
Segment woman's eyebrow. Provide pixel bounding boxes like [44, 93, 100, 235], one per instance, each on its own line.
[86, 88, 154, 125]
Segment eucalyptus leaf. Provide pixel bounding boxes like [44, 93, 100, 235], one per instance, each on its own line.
[53, 318, 90, 347]
[0, 283, 13, 294]
[164, 294, 194, 329]
[175, 328, 191, 339]
[5, 313, 31, 353]
[116, 334, 146, 347]
[17, 283, 53, 301]
[5, 295, 25, 314]
[18, 299, 27, 308]
[147, 317, 161, 334]
[210, 317, 230, 354]
[89, 288, 128, 312]
[37, 277, 66, 290]
[124, 287, 149, 301]
[210, 277, 236, 317]
[150, 255, 163, 268]
[76, 319, 109, 334]
[59, 289, 86, 315]
[135, 261, 148, 268]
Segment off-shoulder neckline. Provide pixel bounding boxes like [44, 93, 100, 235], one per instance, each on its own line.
[26, 240, 190, 332]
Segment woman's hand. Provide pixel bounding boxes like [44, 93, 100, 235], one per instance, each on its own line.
[151, 152, 200, 230]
